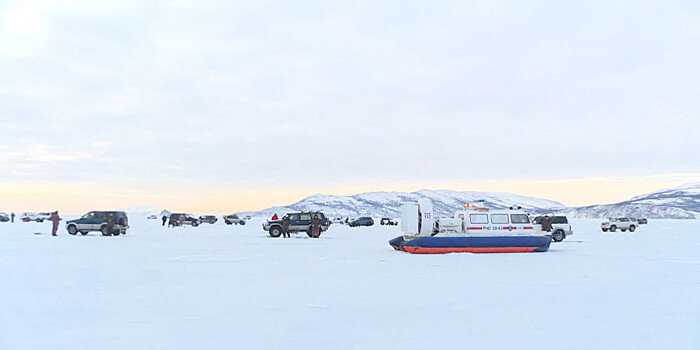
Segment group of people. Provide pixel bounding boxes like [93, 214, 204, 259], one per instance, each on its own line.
[272, 213, 322, 238]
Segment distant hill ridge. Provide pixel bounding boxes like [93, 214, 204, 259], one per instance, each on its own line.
[242, 183, 700, 219]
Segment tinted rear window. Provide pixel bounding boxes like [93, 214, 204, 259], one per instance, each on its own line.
[551, 216, 568, 224]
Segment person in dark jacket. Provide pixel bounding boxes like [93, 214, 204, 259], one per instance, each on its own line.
[281, 215, 290, 238]
[106, 213, 116, 235]
[11, 212, 15, 223]
[541, 215, 552, 232]
[48, 211, 61, 236]
[162, 215, 168, 226]
[311, 215, 321, 238]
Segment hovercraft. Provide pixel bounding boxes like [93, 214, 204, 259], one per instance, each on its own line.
[389, 199, 551, 254]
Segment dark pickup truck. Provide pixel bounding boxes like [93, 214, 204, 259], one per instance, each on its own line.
[262, 212, 330, 237]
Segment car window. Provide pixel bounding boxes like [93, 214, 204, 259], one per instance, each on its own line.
[510, 214, 530, 224]
[552, 216, 568, 224]
[470, 214, 488, 224]
[289, 214, 299, 221]
[82, 212, 92, 219]
[300, 214, 311, 220]
[491, 214, 509, 224]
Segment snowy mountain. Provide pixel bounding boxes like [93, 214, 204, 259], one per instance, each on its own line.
[243, 183, 700, 219]
[561, 182, 700, 219]
[242, 189, 566, 218]
[118, 205, 160, 216]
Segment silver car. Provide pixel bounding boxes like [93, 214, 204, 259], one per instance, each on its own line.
[601, 217, 637, 232]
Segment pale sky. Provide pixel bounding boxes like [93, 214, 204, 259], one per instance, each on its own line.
[1, 0, 698, 214]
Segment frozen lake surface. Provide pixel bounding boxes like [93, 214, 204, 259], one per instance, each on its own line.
[1, 218, 698, 349]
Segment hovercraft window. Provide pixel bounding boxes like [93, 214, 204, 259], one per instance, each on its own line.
[470, 214, 488, 224]
[491, 214, 509, 224]
[510, 214, 530, 224]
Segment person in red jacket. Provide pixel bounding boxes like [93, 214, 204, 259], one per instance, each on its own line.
[48, 211, 61, 236]
[271, 213, 279, 220]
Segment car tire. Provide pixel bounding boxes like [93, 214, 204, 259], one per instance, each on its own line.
[112, 230, 120, 236]
[610, 225, 617, 232]
[101, 226, 111, 236]
[269, 226, 282, 238]
[240, 221, 245, 225]
[629, 225, 636, 232]
[552, 230, 565, 242]
[602, 228, 609, 232]
[192, 222, 199, 227]
[67, 225, 78, 235]
[80, 231, 88, 235]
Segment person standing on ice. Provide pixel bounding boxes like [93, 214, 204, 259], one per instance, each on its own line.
[177, 215, 185, 227]
[48, 211, 61, 236]
[106, 213, 116, 236]
[311, 214, 321, 238]
[271, 213, 278, 221]
[541, 215, 552, 232]
[281, 215, 290, 238]
[11, 212, 15, 223]
[162, 215, 168, 226]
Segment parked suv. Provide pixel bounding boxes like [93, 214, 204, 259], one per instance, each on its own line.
[601, 217, 637, 232]
[262, 212, 330, 237]
[380, 218, 398, 226]
[349, 217, 374, 227]
[532, 215, 573, 242]
[20, 212, 52, 222]
[199, 215, 218, 224]
[331, 217, 345, 225]
[170, 213, 200, 227]
[66, 211, 129, 236]
[223, 214, 246, 225]
[0, 212, 9, 222]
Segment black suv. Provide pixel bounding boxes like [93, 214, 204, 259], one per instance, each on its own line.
[380, 218, 398, 226]
[66, 211, 129, 236]
[169, 213, 200, 227]
[263, 212, 330, 237]
[199, 215, 218, 224]
[349, 217, 374, 227]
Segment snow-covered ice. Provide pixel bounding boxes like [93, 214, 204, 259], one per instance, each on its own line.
[1, 217, 698, 349]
